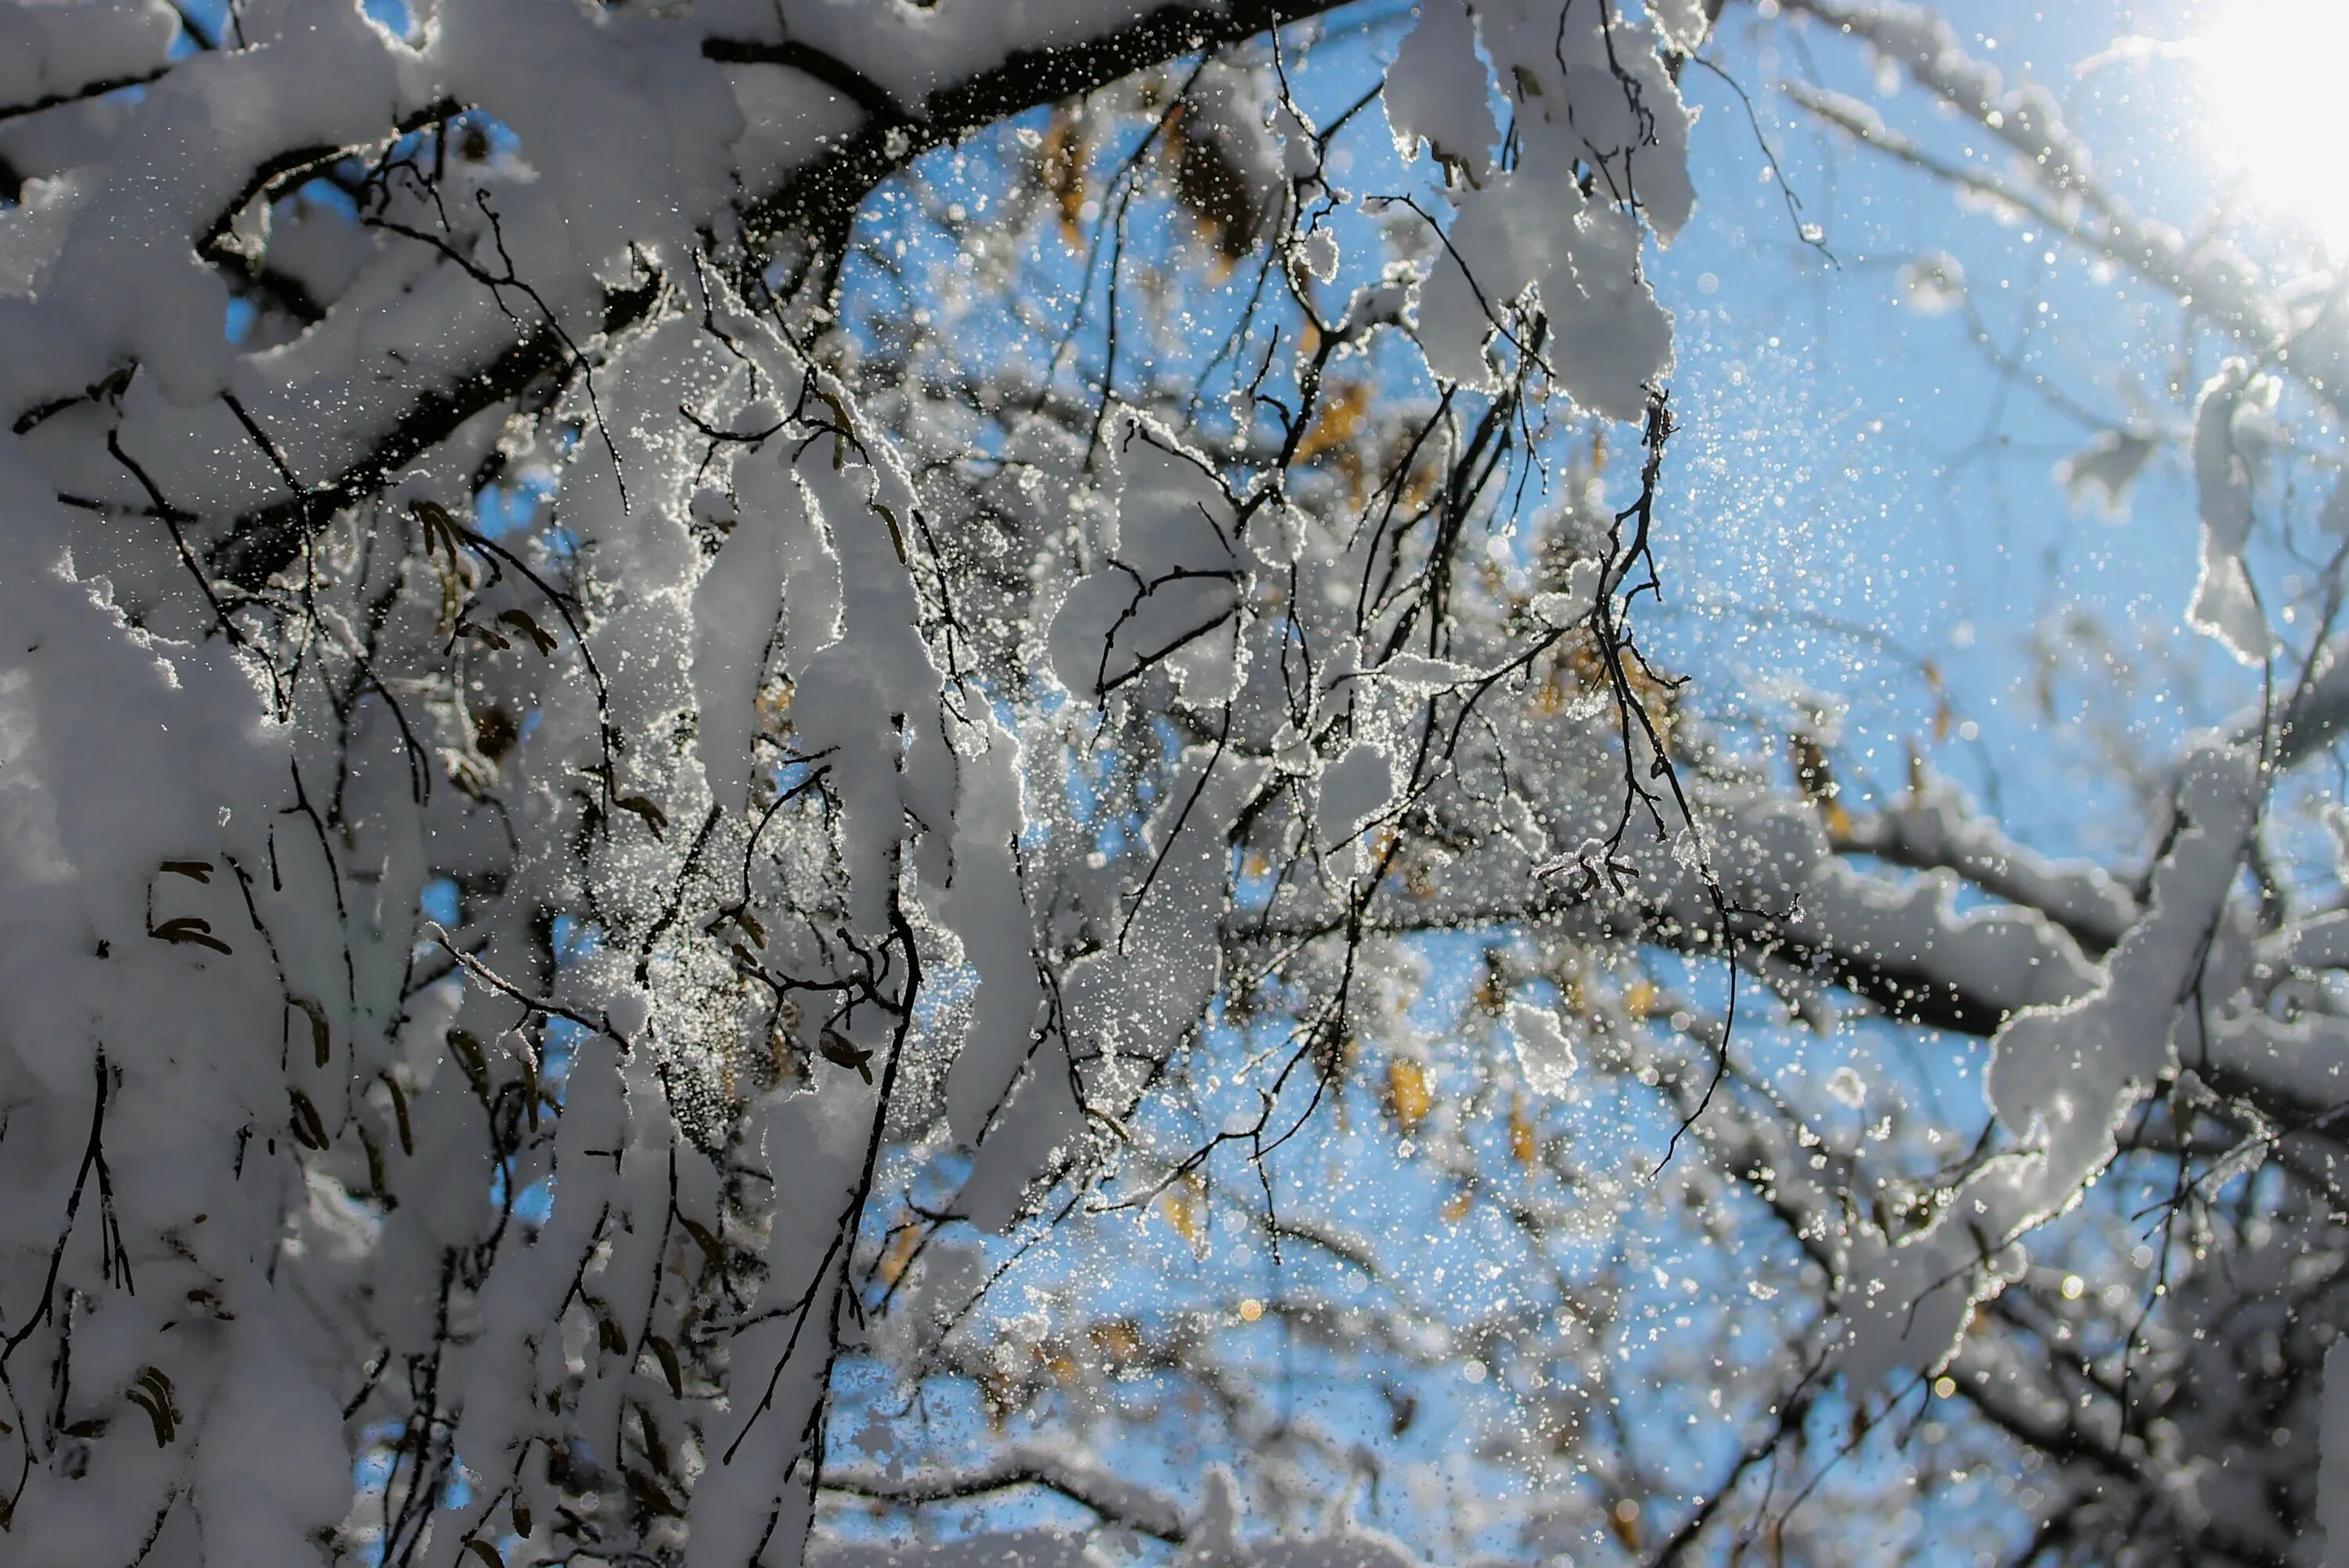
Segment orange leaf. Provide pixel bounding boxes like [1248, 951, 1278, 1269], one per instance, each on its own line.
[1509, 1097, 1538, 1166]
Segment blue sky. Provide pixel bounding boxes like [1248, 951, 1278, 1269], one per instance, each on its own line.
[1650, 0, 2318, 868]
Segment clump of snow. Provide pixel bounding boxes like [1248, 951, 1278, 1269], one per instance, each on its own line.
[1382, 0, 1496, 187]
[1508, 1000, 1581, 1094]
[2188, 361, 2275, 664]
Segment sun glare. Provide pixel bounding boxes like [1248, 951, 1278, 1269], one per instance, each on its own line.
[2193, 0, 2349, 248]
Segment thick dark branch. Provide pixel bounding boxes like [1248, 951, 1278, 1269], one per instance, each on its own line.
[0, 67, 170, 125]
[197, 98, 461, 263]
[1835, 814, 2134, 956]
[1276, 879, 2349, 1150]
[731, 0, 1348, 260]
[818, 1448, 1186, 1544]
[210, 270, 662, 590]
[698, 38, 899, 118]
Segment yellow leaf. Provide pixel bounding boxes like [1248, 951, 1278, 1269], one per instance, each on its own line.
[1791, 734, 1836, 807]
[1557, 970, 1587, 1018]
[1386, 1058, 1432, 1135]
[1622, 981, 1662, 1019]
[877, 1224, 923, 1288]
[1440, 1187, 1474, 1223]
[1039, 107, 1088, 247]
[1157, 1172, 1208, 1253]
[979, 1366, 1018, 1429]
[1088, 1318, 1143, 1365]
[1294, 380, 1371, 466]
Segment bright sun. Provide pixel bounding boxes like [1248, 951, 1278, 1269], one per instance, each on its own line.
[2192, 0, 2349, 248]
